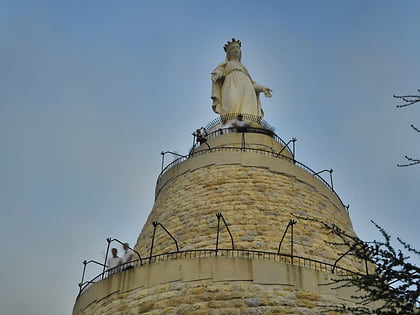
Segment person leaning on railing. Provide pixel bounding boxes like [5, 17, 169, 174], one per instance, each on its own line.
[107, 248, 123, 275]
[122, 243, 135, 270]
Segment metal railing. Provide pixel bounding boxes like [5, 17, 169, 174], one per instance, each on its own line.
[157, 145, 345, 209]
[189, 126, 291, 153]
[211, 126, 276, 144]
[102, 238, 142, 278]
[77, 247, 355, 296]
[204, 113, 272, 131]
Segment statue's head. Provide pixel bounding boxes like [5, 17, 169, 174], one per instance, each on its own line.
[224, 38, 242, 62]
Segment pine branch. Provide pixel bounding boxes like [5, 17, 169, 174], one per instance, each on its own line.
[394, 90, 419, 167]
[295, 215, 420, 314]
[397, 155, 420, 167]
[394, 89, 420, 108]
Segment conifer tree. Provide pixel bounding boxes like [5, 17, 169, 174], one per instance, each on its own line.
[394, 89, 419, 167]
[296, 215, 419, 314]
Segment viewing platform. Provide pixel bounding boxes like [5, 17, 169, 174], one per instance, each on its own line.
[74, 248, 361, 314]
[157, 114, 343, 210]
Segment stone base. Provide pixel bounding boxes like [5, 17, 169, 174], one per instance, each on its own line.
[74, 257, 376, 314]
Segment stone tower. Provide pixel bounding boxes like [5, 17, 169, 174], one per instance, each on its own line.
[73, 40, 375, 314]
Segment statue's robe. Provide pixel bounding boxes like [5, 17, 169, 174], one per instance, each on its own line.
[211, 61, 263, 118]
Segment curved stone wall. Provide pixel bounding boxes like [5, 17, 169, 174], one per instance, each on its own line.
[135, 148, 363, 272]
[74, 130, 372, 314]
[73, 257, 376, 314]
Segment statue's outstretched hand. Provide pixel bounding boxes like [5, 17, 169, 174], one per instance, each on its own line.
[254, 83, 272, 97]
[263, 87, 272, 98]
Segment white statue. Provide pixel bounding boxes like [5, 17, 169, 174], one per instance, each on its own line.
[211, 38, 272, 119]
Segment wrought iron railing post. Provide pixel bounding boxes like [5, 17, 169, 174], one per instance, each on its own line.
[133, 247, 143, 266]
[332, 248, 352, 274]
[216, 212, 235, 250]
[329, 169, 334, 190]
[150, 221, 158, 264]
[148, 221, 178, 264]
[79, 260, 88, 295]
[314, 169, 334, 190]
[160, 151, 186, 171]
[290, 219, 297, 263]
[277, 221, 290, 255]
[102, 237, 112, 279]
[276, 138, 297, 158]
[160, 151, 165, 171]
[191, 132, 196, 156]
[216, 213, 221, 255]
[277, 219, 297, 260]
[204, 142, 212, 152]
[241, 132, 245, 151]
[78, 259, 108, 295]
[156, 222, 179, 252]
[222, 214, 235, 250]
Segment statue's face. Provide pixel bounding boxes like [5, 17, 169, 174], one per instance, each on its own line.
[227, 43, 241, 60]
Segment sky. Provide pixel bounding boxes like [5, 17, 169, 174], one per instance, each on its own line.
[0, 1, 419, 314]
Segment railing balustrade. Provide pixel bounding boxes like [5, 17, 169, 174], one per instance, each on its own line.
[158, 145, 345, 209]
[77, 248, 354, 296]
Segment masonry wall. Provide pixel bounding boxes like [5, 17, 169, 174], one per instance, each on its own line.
[74, 257, 375, 315]
[135, 150, 363, 272]
[74, 132, 372, 314]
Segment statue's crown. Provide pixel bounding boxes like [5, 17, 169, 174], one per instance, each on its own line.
[224, 38, 241, 52]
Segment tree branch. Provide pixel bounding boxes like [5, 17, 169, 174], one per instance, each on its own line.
[394, 89, 420, 108]
[394, 89, 419, 167]
[294, 215, 420, 314]
[397, 155, 420, 167]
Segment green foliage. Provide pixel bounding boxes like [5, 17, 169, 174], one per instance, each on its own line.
[394, 89, 419, 167]
[296, 215, 420, 314]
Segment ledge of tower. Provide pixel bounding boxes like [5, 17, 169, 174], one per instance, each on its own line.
[156, 115, 298, 196]
[199, 114, 292, 156]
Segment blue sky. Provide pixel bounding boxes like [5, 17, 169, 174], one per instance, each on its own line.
[0, 1, 419, 314]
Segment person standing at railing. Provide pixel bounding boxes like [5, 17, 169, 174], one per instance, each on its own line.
[122, 243, 135, 270]
[107, 248, 123, 275]
[194, 127, 208, 145]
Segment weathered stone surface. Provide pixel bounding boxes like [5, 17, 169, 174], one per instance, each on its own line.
[135, 157, 361, 272]
[74, 257, 379, 315]
[78, 279, 366, 314]
[75, 134, 372, 314]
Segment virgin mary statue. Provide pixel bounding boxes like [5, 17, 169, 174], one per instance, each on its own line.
[211, 38, 272, 119]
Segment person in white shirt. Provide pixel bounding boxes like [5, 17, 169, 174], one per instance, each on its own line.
[122, 243, 135, 269]
[107, 248, 123, 275]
